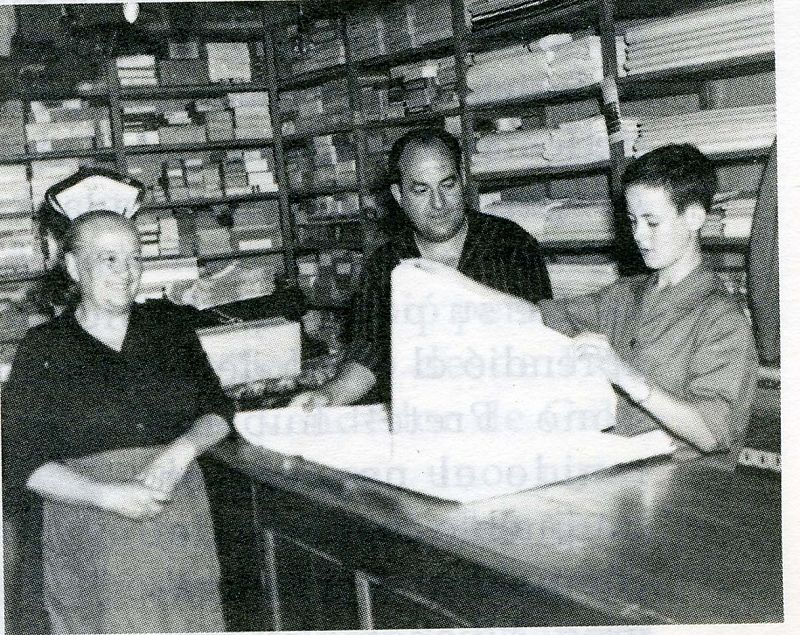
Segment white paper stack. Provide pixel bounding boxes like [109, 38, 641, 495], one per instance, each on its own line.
[206, 42, 252, 84]
[136, 256, 199, 302]
[633, 104, 775, 158]
[620, 0, 773, 78]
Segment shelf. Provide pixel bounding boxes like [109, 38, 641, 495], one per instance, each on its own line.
[120, 82, 273, 100]
[467, 0, 598, 52]
[199, 247, 286, 262]
[354, 38, 456, 70]
[359, 106, 461, 130]
[143, 191, 280, 211]
[295, 241, 363, 252]
[290, 184, 360, 199]
[296, 217, 362, 226]
[278, 64, 348, 91]
[124, 138, 274, 155]
[8, 85, 108, 101]
[467, 84, 601, 114]
[282, 122, 355, 145]
[701, 236, 750, 251]
[618, 52, 775, 91]
[473, 159, 612, 186]
[0, 271, 45, 285]
[0, 147, 116, 166]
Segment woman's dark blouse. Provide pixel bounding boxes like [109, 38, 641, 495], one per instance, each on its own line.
[1, 302, 234, 516]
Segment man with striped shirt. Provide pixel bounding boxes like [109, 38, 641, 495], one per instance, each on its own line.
[290, 127, 552, 407]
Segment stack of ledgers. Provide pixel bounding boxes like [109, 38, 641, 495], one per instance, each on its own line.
[279, 79, 350, 136]
[546, 261, 619, 299]
[348, 0, 453, 62]
[116, 55, 158, 87]
[466, 0, 583, 28]
[25, 100, 111, 154]
[480, 196, 614, 243]
[362, 57, 458, 120]
[703, 191, 757, 240]
[632, 104, 775, 158]
[619, 0, 773, 78]
[466, 33, 623, 105]
[472, 115, 639, 174]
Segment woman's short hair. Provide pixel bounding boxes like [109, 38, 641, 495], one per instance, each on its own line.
[38, 209, 131, 308]
[622, 144, 716, 214]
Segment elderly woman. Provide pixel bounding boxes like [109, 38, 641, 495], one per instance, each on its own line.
[2, 178, 233, 633]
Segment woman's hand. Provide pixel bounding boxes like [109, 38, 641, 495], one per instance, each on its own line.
[136, 439, 197, 498]
[571, 332, 649, 402]
[95, 482, 172, 520]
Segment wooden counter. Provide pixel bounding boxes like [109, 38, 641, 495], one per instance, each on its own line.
[210, 437, 782, 629]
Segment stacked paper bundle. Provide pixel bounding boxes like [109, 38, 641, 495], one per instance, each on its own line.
[158, 42, 210, 87]
[619, 0, 773, 78]
[30, 159, 82, 209]
[309, 135, 357, 189]
[206, 42, 252, 84]
[293, 192, 361, 223]
[25, 100, 111, 154]
[480, 195, 614, 242]
[230, 92, 272, 140]
[116, 55, 158, 87]
[633, 104, 775, 158]
[467, 34, 616, 105]
[279, 79, 350, 135]
[0, 101, 26, 157]
[199, 97, 235, 142]
[703, 192, 757, 240]
[282, 19, 346, 75]
[231, 201, 282, 252]
[137, 257, 200, 302]
[0, 165, 33, 217]
[467, 0, 576, 28]
[547, 261, 619, 299]
[297, 250, 364, 305]
[472, 116, 638, 175]
[135, 211, 185, 258]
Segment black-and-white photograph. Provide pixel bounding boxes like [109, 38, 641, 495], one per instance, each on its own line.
[0, 0, 787, 633]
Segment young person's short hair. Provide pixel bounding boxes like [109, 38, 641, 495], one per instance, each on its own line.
[388, 127, 463, 186]
[622, 144, 716, 214]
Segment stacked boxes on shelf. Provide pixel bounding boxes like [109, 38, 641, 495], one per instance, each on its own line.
[0, 101, 26, 157]
[279, 79, 350, 135]
[25, 100, 111, 154]
[285, 134, 357, 191]
[280, 18, 346, 75]
[293, 192, 362, 245]
[0, 165, 33, 217]
[222, 149, 279, 195]
[231, 200, 282, 252]
[0, 165, 40, 277]
[206, 42, 257, 84]
[704, 192, 758, 240]
[158, 42, 210, 86]
[116, 55, 158, 87]
[135, 210, 190, 258]
[229, 92, 273, 140]
[297, 250, 364, 306]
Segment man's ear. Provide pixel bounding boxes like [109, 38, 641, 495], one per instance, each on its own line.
[684, 203, 706, 232]
[65, 252, 80, 284]
[390, 183, 402, 206]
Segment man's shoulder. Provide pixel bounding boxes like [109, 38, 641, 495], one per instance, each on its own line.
[471, 210, 533, 241]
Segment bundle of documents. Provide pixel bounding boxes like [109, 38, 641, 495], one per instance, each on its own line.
[136, 257, 199, 302]
[472, 116, 638, 174]
[480, 195, 614, 243]
[236, 260, 674, 503]
[703, 191, 757, 240]
[467, 33, 617, 105]
[619, 0, 773, 77]
[279, 80, 350, 135]
[0, 165, 33, 217]
[230, 92, 272, 140]
[171, 255, 279, 309]
[206, 42, 252, 84]
[25, 100, 111, 154]
[0, 100, 26, 157]
[230, 200, 282, 252]
[547, 262, 619, 298]
[633, 104, 775, 158]
[116, 55, 158, 87]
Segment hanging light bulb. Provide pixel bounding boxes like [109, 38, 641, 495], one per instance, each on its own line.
[123, 2, 139, 24]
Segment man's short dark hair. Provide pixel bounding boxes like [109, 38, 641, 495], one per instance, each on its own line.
[622, 144, 716, 214]
[388, 127, 463, 186]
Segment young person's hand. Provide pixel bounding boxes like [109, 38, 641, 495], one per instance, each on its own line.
[571, 332, 650, 403]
